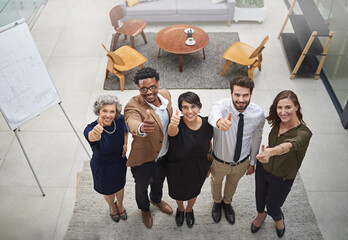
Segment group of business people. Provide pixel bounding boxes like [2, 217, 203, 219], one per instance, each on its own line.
[83, 67, 312, 238]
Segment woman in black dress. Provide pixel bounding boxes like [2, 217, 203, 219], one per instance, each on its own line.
[84, 95, 129, 223]
[167, 92, 213, 228]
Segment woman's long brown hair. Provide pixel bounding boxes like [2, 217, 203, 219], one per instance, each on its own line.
[266, 90, 303, 127]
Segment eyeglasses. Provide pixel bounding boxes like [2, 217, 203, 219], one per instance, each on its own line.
[181, 104, 199, 111]
[139, 85, 158, 93]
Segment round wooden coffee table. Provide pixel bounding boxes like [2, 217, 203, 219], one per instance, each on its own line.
[155, 24, 209, 72]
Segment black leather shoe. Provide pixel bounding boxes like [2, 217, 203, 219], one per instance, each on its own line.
[175, 209, 184, 227]
[222, 202, 235, 224]
[276, 213, 285, 238]
[211, 202, 222, 223]
[251, 211, 267, 233]
[186, 210, 195, 228]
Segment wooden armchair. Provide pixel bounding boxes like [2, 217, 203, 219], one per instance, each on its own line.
[109, 5, 147, 50]
[102, 44, 147, 91]
[221, 36, 269, 80]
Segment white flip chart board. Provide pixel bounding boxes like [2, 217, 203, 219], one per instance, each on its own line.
[0, 19, 61, 130]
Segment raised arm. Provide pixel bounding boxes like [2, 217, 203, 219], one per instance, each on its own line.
[256, 143, 292, 163]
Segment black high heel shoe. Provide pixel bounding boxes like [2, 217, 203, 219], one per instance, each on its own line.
[115, 201, 127, 220]
[276, 213, 285, 238]
[251, 211, 267, 233]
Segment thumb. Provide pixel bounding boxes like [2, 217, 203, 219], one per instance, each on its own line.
[226, 112, 232, 121]
[146, 110, 151, 120]
[98, 117, 103, 127]
[175, 107, 179, 116]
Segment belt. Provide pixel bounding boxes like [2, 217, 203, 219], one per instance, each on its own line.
[213, 153, 249, 166]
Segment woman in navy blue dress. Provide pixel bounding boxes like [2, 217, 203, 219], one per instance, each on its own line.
[84, 95, 128, 222]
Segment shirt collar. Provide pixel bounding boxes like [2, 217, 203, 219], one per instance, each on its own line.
[147, 93, 168, 110]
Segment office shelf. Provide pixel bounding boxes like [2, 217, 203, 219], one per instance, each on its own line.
[278, 0, 334, 79]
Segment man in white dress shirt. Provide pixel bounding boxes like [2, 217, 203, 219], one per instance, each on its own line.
[208, 76, 265, 224]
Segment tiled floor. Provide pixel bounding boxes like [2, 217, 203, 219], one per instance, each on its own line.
[0, 0, 347, 239]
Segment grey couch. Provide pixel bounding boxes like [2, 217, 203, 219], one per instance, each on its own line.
[120, 0, 235, 26]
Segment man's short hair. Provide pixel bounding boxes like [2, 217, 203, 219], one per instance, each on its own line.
[230, 75, 254, 93]
[134, 67, 159, 85]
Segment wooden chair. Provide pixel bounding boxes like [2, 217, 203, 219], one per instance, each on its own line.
[102, 44, 147, 91]
[109, 5, 147, 50]
[221, 36, 269, 80]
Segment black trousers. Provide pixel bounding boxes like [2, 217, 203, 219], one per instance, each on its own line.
[255, 161, 294, 221]
[131, 157, 166, 212]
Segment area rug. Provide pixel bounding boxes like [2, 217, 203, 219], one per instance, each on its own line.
[65, 162, 323, 240]
[103, 32, 247, 90]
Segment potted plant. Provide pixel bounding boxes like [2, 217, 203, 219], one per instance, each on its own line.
[233, 0, 266, 23]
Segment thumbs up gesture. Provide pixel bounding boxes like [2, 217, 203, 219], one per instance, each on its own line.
[140, 110, 155, 133]
[256, 144, 270, 163]
[90, 117, 104, 141]
[217, 112, 232, 131]
[169, 107, 180, 128]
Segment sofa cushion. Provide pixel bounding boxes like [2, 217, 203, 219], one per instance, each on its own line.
[211, 0, 226, 3]
[126, 0, 176, 16]
[177, 0, 228, 15]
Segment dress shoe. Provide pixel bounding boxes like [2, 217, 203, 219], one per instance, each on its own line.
[276, 213, 285, 238]
[141, 210, 153, 228]
[115, 201, 127, 221]
[222, 202, 235, 224]
[251, 211, 267, 233]
[150, 200, 173, 214]
[110, 201, 120, 222]
[119, 208, 127, 220]
[175, 209, 184, 227]
[186, 210, 195, 228]
[211, 202, 222, 223]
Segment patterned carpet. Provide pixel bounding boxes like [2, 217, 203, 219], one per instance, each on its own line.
[65, 161, 323, 240]
[103, 32, 247, 90]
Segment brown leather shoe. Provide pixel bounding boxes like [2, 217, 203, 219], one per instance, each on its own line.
[150, 200, 173, 215]
[141, 210, 153, 228]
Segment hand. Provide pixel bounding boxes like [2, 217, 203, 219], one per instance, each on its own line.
[217, 112, 232, 131]
[122, 144, 127, 158]
[92, 117, 104, 139]
[169, 108, 180, 128]
[246, 165, 255, 175]
[140, 110, 155, 133]
[256, 145, 270, 163]
[206, 169, 211, 178]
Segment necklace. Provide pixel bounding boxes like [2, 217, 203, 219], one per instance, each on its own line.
[103, 120, 116, 134]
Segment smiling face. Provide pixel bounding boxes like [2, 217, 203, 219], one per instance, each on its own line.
[276, 98, 299, 124]
[99, 104, 116, 126]
[138, 77, 159, 104]
[231, 85, 252, 112]
[181, 101, 200, 122]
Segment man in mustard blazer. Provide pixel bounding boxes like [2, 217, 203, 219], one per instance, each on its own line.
[124, 67, 173, 228]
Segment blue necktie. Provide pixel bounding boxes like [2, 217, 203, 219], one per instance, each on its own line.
[233, 113, 244, 162]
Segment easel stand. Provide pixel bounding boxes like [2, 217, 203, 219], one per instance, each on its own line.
[12, 103, 91, 197]
[59, 103, 91, 159]
[14, 129, 46, 196]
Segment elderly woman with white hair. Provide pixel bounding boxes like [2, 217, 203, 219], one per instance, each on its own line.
[83, 95, 129, 223]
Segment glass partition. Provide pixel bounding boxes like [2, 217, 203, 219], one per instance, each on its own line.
[0, 0, 47, 28]
[316, 0, 348, 128]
